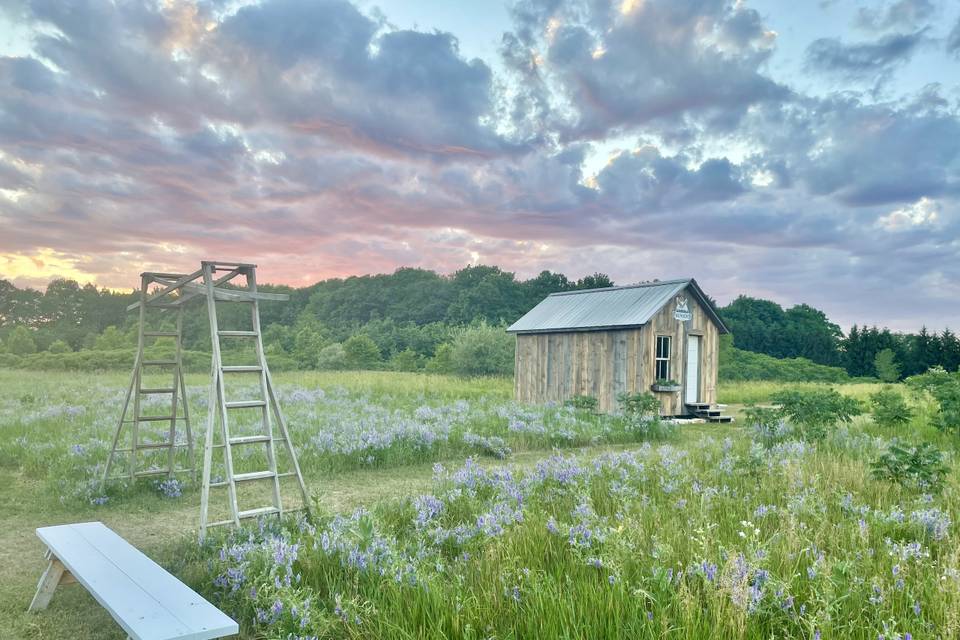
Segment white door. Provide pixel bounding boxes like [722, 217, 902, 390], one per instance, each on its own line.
[685, 335, 700, 404]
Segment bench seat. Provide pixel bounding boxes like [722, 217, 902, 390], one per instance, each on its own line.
[30, 522, 238, 640]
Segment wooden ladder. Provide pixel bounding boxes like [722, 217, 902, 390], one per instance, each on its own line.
[103, 274, 195, 485]
[198, 262, 309, 539]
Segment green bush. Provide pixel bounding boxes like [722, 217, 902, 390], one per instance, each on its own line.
[771, 387, 862, 440]
[742, 405, 790, 447]
[871, 441, 948, 492]
[425, 343, 454, 374]
[617, 392, 669, 437]
[94, 326, 129, 350]
[389, 348, 421, 372]
[565, 395, 599, 412]
[907, 367, 960, 435]
[316, 343, 347, 370]
[718, 335, 849, 383]
[5, 326, 37, 355]
[869, 387, 912, 429]
[343, 334, 382, 370]
[448, 323, 514, 377]
[874, 348, 901, 383]
[47, 339, 73, 354]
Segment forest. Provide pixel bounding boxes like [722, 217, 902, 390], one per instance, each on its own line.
[1, 265, 957, 380]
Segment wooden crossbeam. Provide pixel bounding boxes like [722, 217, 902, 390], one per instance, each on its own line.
[126, 269, 203, 311]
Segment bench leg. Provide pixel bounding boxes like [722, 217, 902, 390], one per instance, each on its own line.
[29, 556, 66, 612]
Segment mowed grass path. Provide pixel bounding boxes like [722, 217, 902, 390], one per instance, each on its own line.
[0, 370, 903, 639]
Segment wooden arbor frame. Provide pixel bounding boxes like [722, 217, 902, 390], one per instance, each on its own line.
[103, 261, 309, 538]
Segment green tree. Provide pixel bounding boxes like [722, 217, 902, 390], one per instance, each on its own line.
[94, 326, 129, 350]
[47, 339, 73, 354]
[343, 334, 381, 370]
[448, 323, 514, 376]
[317, 343, 347, 370]
[6, 325, 37, 355]
[389, 348, 421, 372]
[874, 348, 901, 382]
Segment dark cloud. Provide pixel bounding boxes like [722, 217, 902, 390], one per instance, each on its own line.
[804, 29, 928, 83]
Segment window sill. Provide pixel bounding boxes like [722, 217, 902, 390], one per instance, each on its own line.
[650, 384, 682, 393]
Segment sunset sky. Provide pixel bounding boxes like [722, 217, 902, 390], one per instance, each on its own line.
[1, 0, 959, 331]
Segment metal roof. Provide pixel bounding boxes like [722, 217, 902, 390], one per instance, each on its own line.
[507, 278, 729, 334]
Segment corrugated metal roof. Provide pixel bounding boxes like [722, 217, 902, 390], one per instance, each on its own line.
[507, 278, 728, 334]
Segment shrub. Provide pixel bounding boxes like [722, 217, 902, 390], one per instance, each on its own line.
[5, 326, 37, 355]
[771, 388, 862, 441]
[565, 395, 599, 412]
[316, 343, 347, 370]
[343, 334, 382, 370]
[425, 343, 454, 374]
[718, 335, 849, 383]
[617, 392, 667, 437]
[908, 368, 960, 434]
[871, 441, 948, 492]
[742, 405, 790, 447]
[869, 387, 912, 429]
[94, 326, 129, 350]
[448, 323, 514, 377]
[389, 348, 421, 372]
[47, 339, 73, 354]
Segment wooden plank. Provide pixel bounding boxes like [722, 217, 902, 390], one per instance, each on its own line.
[29, 557, 65, 611]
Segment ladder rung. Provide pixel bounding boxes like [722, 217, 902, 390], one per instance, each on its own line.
[225, 400, 266, 409]
[137, 415, 177, 422]
[277, 472, 295, 478]
[222, 366, 262, 373]
[113, 444, 189, 453]
[144, 331, 179, 337]
[134, 468, 190, 477]
[228, 435, 271, 445]
[142, 360, 177, 366]
[233, 471, 276, 482]
[218, 330, 258, 337]
[239, 506, 280, 520]
[206, 519, 236, 527]
[139, 387, 175, 394]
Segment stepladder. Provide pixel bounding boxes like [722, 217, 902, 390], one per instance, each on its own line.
[103, 273, 195, 486]
[197, 262, 309, 539]
[102, 261, 310, 539]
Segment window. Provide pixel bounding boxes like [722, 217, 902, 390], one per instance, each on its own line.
[655, 335, 671, 381]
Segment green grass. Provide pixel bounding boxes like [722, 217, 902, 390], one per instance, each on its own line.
[1, 369, 958, 639]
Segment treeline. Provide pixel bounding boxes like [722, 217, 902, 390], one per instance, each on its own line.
[1, 268, 957, 381]
[722, 296, 959, 380]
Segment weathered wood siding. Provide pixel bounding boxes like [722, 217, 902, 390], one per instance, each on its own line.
[514, 285, 719, 415]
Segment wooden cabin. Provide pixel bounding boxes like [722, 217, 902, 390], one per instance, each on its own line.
[507, 278, 730, 418]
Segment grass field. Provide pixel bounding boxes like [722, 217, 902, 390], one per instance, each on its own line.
[1, 370, 956, 639]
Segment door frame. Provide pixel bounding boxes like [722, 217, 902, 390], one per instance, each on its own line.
[684, 334, 702, 405]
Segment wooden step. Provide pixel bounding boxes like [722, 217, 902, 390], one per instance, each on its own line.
[228, 435, 271, 445]
[143, 331, 179, 337]
[238, 506, 279, 520]
[232, 471, 275, 482]
[218, 330, 258, 337]
[139, 387, 175, 394]
[136, 415, 178, 422]
[221, 365, 262, 373]
[142, 360, 177, 366]
[225, 400, 266, 409]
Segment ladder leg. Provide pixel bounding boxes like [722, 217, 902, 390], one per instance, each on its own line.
[199, 364, 218, 541]
[129, 275, 147, 481]
[249, 269, 283, 514]
[102, 353, 138, 488]
[266, 367, 311, 510]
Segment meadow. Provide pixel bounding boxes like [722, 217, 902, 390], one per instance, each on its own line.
[1, 369, 957, 639]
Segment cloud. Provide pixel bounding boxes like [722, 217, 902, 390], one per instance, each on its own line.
[804, 29, 928, 84]
[1, 0, 959, 330]
[948, 16, 960, 56]
[855, 0, 937, 32]
[503, 0, 788, 141]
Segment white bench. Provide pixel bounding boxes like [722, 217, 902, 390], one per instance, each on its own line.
[29, 521, 238, 640]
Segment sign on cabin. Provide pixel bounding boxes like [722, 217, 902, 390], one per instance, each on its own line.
[673, 296, 693, 321]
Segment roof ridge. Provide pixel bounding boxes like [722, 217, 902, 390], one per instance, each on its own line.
[547, 278, 691, 297]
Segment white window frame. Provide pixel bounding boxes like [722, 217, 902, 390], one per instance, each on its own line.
[655, 335, 671, 381]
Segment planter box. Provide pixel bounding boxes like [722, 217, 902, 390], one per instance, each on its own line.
[650, 384, 682, 393]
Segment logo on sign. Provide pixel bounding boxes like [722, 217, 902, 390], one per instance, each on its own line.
[674, 296, 693, 321]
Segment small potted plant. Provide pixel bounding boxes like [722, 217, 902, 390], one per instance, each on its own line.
[651, 379, 682, 392]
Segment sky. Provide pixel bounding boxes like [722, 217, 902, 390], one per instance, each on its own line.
[0, 0, 959, 332]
